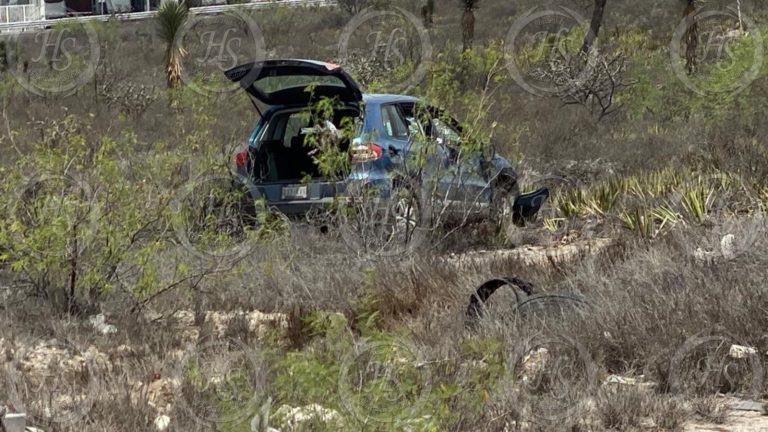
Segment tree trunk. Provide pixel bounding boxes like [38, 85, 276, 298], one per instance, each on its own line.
[462, 9, 475, 51]
[421, 0, 434, 27]
[581, 0, 608, 54]
[683, 0, 699, 74]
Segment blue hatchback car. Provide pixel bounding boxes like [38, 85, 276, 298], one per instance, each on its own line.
[225, 59, 548, 228]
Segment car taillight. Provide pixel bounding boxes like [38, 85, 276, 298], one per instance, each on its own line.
[351, 143, 383, 163]
[235, 150, 249, 168]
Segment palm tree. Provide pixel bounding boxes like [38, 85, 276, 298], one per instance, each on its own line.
[460, 0, 480, 52]
[157, 0, 189, 89]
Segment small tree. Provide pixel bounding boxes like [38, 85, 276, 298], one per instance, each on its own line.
[581, 0, 608, 54]
[460, 0, 480, 52]
[157, 0, 189, 89]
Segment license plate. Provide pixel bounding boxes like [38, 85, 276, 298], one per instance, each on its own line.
[282, 185, 308, 200]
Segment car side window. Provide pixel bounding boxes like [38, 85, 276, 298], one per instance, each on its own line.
[431, 117, 461, 147]
[398, 103, 425, 139]
[380, 104, 409, 141]
[283, 112, 309, 147]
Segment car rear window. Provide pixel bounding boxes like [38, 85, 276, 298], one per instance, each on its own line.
[255, 75, 347, 94]
[283, 112, 311, 147]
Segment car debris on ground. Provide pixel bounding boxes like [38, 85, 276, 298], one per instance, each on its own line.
[465, 276, 590, 327]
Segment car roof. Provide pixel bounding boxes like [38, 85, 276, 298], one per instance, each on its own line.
[362, 94, 420, 104]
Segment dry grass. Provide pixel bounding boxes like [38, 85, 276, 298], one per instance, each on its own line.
[692, 396, 729, 424]
[2, 0, 768, 430]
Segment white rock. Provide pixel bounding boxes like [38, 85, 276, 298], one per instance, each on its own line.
[3, 412, 27, 432]
[604, 374, 637, 385]
[273, 404, 342, 430]
[250, 415, 281, 432]
[720, 234, 736, 260]
[729, 344, 758, 359]
[154, 415, 171, 431]
[519, 348, 550, 384]
[87, 314, 117, 335]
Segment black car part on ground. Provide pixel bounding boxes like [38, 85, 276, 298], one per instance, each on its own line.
[512, 293, 591, 320]
[512, 187, 551, 226]
[465, 276, 537, 326]
[465, 276, 590, 327]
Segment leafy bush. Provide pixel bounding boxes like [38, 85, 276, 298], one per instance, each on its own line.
[0, 108, 260, 313]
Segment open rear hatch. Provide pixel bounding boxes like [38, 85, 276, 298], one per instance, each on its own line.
[225, 59, 363, 114]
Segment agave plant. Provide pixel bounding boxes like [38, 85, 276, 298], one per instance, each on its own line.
[157, 0, 189, 89]
[619, 207, 656, 239]
[652, 205, 684, 231]
[584, 178, 624, 215]
[682, 183, 715, 224]
[555, 188, 587, 218]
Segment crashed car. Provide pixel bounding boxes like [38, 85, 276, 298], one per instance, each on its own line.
[225, 59, 548, 236]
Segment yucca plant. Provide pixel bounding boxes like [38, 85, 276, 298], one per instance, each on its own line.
[651, 205, 684, 232]
[459, 0, 480, 52]
[651, 166, 685, 196]
[626, 175, 647, 200]
[584, 179, 623, 215]
[681, 0, 699, 74]
[157, 0, 189, 89]
[555, 188, 587, 218]
[543, 217, 566, 233]
[619, 208, 656, 239]
[681, 183, 715, 224]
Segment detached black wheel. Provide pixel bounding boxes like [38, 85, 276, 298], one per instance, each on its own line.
[513, 293, 591, 320]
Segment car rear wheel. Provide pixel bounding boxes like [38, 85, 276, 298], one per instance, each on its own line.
[386, 188, 422, 250]
[339, 183, 427, 256]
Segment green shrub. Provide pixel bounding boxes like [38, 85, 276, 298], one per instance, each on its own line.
[0, 111, 260, 313]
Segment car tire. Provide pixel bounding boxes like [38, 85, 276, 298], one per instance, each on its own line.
[339, 180, 428, 256]
[513, 293, 591, 320]
[387, 186, 423, 249]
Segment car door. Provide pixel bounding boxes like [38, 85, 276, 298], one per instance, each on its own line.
[401, 104, 491, 214]
[429, 115, 492, 210]
[395, 103, 459, 206]
[227, 60, 364, 211]
[225, 59, 363, 115]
